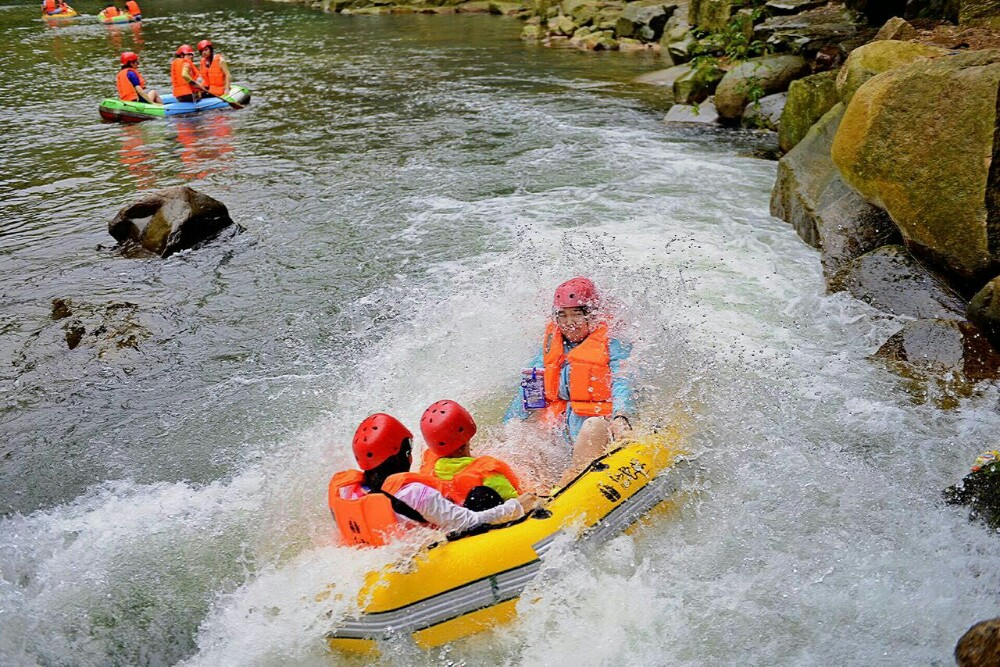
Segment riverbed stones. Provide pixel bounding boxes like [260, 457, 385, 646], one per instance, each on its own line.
[108, 186, 238, 258]
[662, 98, 720, 123]
[615, 0, 676, 41]
[689, 0, 748, 31]
[741, 91, 786, 130]
[829, 245, 967, 319]
[968, 276, 1000, 348]
[714, 54, 809, 121]
[778, 70, 839, 153]
[673, 61, 725, 104]
[874, 319, 1000, 381]
[659, 12, 694, 61]
[873, 16, 919, 40]
[835, 40, 947, 103]
[815, 187, 899, 278]
[753, 5, 866, 56]
[831, 49, 1000, 287]
[961, 0, 1000, 27]
[764, 0, 825, 14]
[634, 63, 690, 87]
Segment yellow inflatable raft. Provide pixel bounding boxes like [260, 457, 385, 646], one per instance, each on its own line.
[327, 429, 690, 654]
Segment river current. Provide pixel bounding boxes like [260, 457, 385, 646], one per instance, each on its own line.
[2, 0, 1000, 664]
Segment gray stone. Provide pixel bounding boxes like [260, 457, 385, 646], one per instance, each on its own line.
[873, 16, 920, 40]
[874, 319, 1000, 382]
[968, 277, 1000, 350]
[634, 63, 691, 87]
[714, 54, 809, 120]
[663, 99, 720, 124]
[778, 70, 839, 153]
[615, 0, 677, 41]
[672, 61, 725, 104]
[764, 0, 826, 14]
[815, 187, 900, 278]
[829, 245, 967, 319]
[742, 91, 786, 130]
[754, 6, 866, 56]
[108, 186, 239, 258]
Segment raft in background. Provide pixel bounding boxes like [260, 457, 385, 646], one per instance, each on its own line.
[98, 85, 251, 123]
[97, 9, 138, 23]
[327, 430, 693, 655]
[42, 6, 78, 19]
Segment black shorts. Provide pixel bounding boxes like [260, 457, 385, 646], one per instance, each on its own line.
[176, 94, 195, 104]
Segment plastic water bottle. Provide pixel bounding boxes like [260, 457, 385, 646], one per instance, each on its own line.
[520, 368, 546, 410]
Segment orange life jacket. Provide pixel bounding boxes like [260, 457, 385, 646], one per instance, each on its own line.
[541, 321, 613, 421]
[104, 6, 119, 16]
[418, 455, 522, 505]
[116, 67, 145, 102]
[125, 0, 140, 14]
[327, 470, 446, 547]
[171, 58, 194, 98]
[43, 0, 56, 13]
[199, 55, 226, 96]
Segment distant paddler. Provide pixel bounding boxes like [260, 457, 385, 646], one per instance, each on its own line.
[125, 0, 141, 19]
[41, 0, 69, 15]
[196, 39, 230, 98]
[170, 44, 208, 104]
[101, 2, 121, 18]
[116, 51, 162, 105]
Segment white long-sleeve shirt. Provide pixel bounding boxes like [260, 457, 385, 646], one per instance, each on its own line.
[394, 483, 524, 533]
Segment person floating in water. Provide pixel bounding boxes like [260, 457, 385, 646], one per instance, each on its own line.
[418, 400, 522, 511]
[116, 51, 162, 104]
[328, 413, 536, 547]
[504, 277, 635, 484]
[196, 39, 231, 98]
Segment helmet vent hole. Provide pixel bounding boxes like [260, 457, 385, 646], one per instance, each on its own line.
[458, 427, 464, 432]
[438, 442, 445, 447]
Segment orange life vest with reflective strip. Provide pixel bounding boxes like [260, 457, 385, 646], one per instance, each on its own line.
[418, 455, 521, 505]
[199, 55, 226, 96]
[125, 0, 140, 14]
[171, 58, 194, 98]
[327, 470, 447, 547]
[541, 322, 613, 421]
[116, 67, 145, 102]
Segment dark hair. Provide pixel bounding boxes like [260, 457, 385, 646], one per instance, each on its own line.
[362, 438, 412, 491]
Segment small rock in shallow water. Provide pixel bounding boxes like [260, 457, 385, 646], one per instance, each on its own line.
[955, 617, 1000, 667]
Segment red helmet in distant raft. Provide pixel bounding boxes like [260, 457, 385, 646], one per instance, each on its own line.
[175, 44, 195, 56]
[197, 39, 212, 51]
[352, 413, 412, 471]
[553, 277, 598, 310]
[420, 400, 477, 458]
[120, 51, 139, 65]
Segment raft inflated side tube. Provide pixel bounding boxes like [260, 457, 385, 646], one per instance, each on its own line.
[326, 431, 691, 654]
[41, 6, 78, 19]
[98, 84, 251, 122]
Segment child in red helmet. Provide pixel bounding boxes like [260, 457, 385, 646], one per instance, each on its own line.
[328, 413, 535, 547]
[504, 277, 635, 483]
[418, 400, 522, 511]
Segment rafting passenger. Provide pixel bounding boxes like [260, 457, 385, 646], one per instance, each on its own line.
[116, 51, 162, 104]
[504, 277, 635, 482]
[328, 414, 537, 547]
[41, 0, 68, 15]
[171, 44, 207, 104]
[196, 39, 231, 98]
[102, 2, 120, 17]
[124, 0, 141, 18]
[418, 400, 522, 511]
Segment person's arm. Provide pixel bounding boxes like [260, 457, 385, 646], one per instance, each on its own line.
[183, 62, 208, 91]
[396, 484, 524, 534]
[126, 70, 149, 103]
[219, 56, 231, 92]
[608, 338, 635, 419]
[503, 349, 544, 423]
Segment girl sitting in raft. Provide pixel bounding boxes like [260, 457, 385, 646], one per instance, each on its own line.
[328, 413, 536, 547]
[504, 277, 635, 484]
[418, 400, 522, 511]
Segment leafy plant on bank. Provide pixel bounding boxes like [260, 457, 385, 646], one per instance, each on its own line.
[689, 2, 771, 71]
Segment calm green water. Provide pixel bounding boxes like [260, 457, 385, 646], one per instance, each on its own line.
[3, 1, 1000, 665]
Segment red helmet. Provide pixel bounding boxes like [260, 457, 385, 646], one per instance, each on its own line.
[175, 44, 195, 56]
[120, 51, 139, 65]
[197, 39, 213, 51]
[352, 413, 412, 471]
[420, 400, 477, 458]
[553, 277, 598, 310]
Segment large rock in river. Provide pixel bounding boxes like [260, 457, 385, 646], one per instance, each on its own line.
[967, 276, 1000, 349]
[828, 245, 967, 319]
[753, 5, 866, 56]
[835, 40, 948, 103]
[714, 55, 809, 121]
[108, 186, 238, 258]
[615, 0, 676, 41]
[778, 70, 839, 153]
[874, 318, 1000, 382]
[831, 49, 1000, 287]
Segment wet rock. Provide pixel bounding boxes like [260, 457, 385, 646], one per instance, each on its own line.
[64, 320, 85, 350]
[108, 186, 239, 258]
[659, 11, 694, 62]
[873, 16, 919, 40]
[832, 49, 1000, 287]
[815, 187, 900, 278]
[522, 23, 546, 38]
[673, 61, 725, 104]
[615, 0, 676, 41]
[754, 6, 867, 56]
[875, 318, 1000, 379]
[771, 103, 845, 248]
[778, 70, 839, 153]
[955, 617, 1000, 666]
[764, 0, 825, 14]
[663, 98, 721, 124]
[714, 55, 809, 121]
[834, 40, 947, 103]
[968, 276, 1000, 349]
[51, 298, 73, 320]
[829, 245, 967, 319]
[742, 91, 786, 130]
[634, 63, 691, 88]
[549, 13, 576, 33]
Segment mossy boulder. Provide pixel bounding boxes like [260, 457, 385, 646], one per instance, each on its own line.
[714, 54, 809, 120]
[663, 99, 721, 124]
[615, 0, 676, 41]
[778, 70, 839, 152]
[955, 617, 1000, 666]
[689, 0, 750, 31]
[522, 23, 547, 38]
[831, 49, 1000, 287]
[634, 63, 691, 87]
[835, 40, 948, 103]
[673, 61, 725, 104]
[873, 16, 919, 40]
[960, 0, 1000, 27]
[967, 276, 1000, 349]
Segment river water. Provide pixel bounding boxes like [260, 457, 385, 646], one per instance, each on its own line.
[2, 0, 1000, 664]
